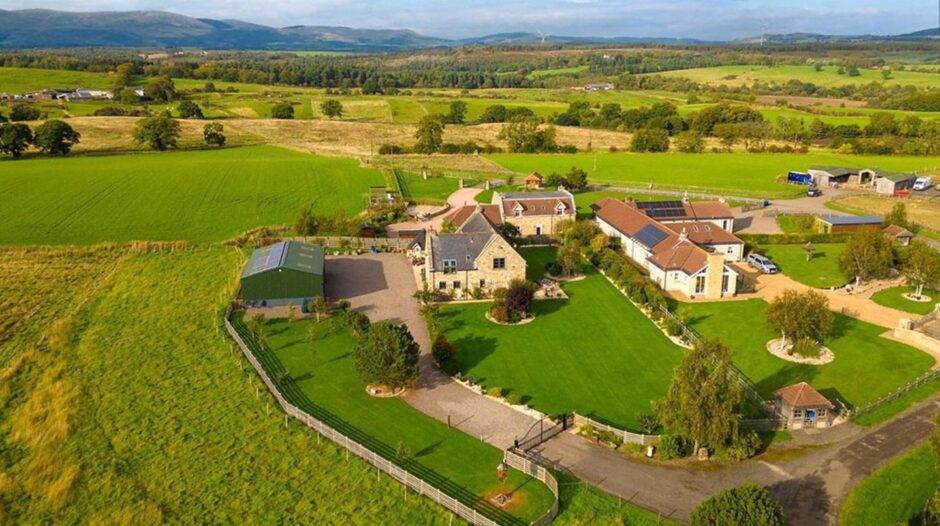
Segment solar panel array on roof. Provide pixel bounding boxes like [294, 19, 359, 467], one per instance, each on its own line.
[636, 200, 687, 219]
[634, 224, 669, 248]
[245, 242, 286, 276]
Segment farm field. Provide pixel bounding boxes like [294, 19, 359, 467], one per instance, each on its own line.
[870, 286, 940, 316]
[0, 66, 119, 93]
[0, 247, 464, 524]
[441, 248, 683, 431]
[246, 315, 554, 525]
[838, 443, 938, 526]
[760, 243, 847, 288]
[489, 152, 940, 198]
[831, 195, 940, 233]
[678, 299, 936, 411]
[0, 145, 385, 245]
[648, 64, 940, 88]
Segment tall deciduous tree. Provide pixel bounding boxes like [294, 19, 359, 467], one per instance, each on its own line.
[904, 240, 940, 299]
[144, 76, 176, 103]
[654, 339, 741, 455]
[414, 114, 445, 153]
[133, 114, 181, 151]
[0, 122, 33, 158]
[271, 103, 295, 119]
[203, 122, 226, 147]
[178, 100, 204, 119]
[766, 289, 833, 347]
[10, 103, 41, 122]
[353, 321, 420, 390]
[33, 119, 80, 155]
[445, 100, 467, 124]
[691, 482, 786, 526]
[498, 118, 559, 153]
[885, 201, 909, 228]
[556, 240, 582, 276]
[320, 99, 344, 119]
[838, 229, 895, 286]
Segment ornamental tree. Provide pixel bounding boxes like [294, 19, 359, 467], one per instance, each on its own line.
[904, 240, 940, 299]
[766, 289, 833, 347]
[838, 228, 895, 286]
[653, 339, 741, 455]
[691, 482, 785, 526]
[33, 119, 80, 155]
[353, 321, 420, 390]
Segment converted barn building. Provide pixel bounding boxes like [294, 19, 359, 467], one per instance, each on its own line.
[240, 240, 325, 307]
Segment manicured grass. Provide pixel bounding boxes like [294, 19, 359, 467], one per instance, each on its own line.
[0, 247, 465, 524]
[853, 377, 940, 427]
[775, 214, 815, 234]
[838, 444, 938, 526]
[251, 316, 554, 524]
[441, 248, 682, 431]
[397, 171, 464, 204]
[489, 152, 940, 199]
[871, 286, 939, 316]
[833, 195, 940, 234]
[475, 188, 495, 204]
[760, 243, 847, 288]
[0, 145, 385, 245]
[679, 299, 936, 410]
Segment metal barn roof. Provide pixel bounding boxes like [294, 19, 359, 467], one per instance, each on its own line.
[818, 215, 883, 226]
[241, 240, 325, 279]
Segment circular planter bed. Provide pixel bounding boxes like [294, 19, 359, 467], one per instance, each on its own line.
[545, 272, 586, 282]
[365, 384, 406, 398]
[902, 292, 933, 303]
[766, 338, 834, 365]
[485, 311, 536, 326]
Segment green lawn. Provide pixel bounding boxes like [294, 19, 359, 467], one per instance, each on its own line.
[760, 243, 847, 288]
[397, 171, 464, 204]
[839, 444, 938, 526]
[679, 299, 936, 410]
[441, 248, 682, 431]
[489, 152, 940, 199]
[245, 315, 555, 525]
[0, 145, 385, 245]
[871, 286, 939, 316]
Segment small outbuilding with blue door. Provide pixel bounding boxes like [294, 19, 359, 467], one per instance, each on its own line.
[240, 240, 325, 307]
[774, 382, 834, 430]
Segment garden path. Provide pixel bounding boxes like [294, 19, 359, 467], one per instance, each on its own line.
[324, 252, 538, 449]
[387, 186, 484, 234]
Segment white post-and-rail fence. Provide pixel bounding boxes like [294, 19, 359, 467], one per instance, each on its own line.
[572, 413, 659, 446]
[847, 368, 940, 419]
[223, 303, 559, 526]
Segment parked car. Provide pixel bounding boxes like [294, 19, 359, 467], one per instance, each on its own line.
[913, 176, 933, 191]
[747, 253, 778, 274]
[806, 186, 823, 197]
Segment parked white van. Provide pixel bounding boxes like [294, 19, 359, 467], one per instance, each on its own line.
[913, 176, 933, 191]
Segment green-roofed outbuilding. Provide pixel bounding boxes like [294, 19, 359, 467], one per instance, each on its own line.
[240, 240, 325, 306]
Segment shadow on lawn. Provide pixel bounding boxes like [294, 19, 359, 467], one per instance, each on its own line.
[452, 335, 499, 375]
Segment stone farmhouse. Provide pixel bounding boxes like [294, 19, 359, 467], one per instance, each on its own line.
[490, 189, 577, 237]
[593, 198, 743, 299]
[421, 207, 526, 295]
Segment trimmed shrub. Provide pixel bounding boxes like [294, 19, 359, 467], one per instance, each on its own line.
[657, 435, 687, 460]
[505, 392, 523, 405]
[721, 430, 763, 461]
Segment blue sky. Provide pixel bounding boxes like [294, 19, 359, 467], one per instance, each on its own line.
[2, 0, 934, 39]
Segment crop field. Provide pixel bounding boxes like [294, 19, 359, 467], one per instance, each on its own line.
[649, 64, 940, 88]
[0, 145, 386, 245]
[489, 152, 940, 198]
[0, 247, 477, 524]
[838, 444, 938, 526]
[678, 299, 936, 411]
[441, 248, 683, 431]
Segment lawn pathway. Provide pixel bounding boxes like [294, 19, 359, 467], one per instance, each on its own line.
[324, 253, 538, 449]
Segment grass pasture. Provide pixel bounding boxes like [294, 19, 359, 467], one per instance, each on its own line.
[831, 195, 940, 234]
[396, 171, 469, 204]
[441, 248, 682, 431]
[649, 64, 940, 88]
[489, 152, 940, 198]
[0, 145, 385, 245]
[678, 299, 936, 411]
[0, 247, 464, 524]
[246, 316, 554, 525]
[838, 444, 938, 526]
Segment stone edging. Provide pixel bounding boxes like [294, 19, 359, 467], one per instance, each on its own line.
[485, 311, 536, 326]
[766, 338, 834, 365]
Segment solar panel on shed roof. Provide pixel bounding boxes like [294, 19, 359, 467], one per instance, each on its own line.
[246, 242, 286, 275]
[635, 224, 669, 248]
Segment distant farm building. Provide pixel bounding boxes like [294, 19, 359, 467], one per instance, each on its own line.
[240, 240, 325, 307]
[525, 172, 544, 189]
[815, 215, 883, 234]
[871, 171, 917, 195]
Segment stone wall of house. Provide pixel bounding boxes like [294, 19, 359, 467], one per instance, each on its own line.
[506, 213, 574, 237]
[426, 236, 526, 293]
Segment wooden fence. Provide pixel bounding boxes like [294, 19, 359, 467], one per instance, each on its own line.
[223, 303, 559, 526]
[572, 413, 658, 446]
[848, 368, 940, 418]
[740, 418, 787, 431]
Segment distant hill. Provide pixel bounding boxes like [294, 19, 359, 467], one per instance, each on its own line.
[0, 9, 936, 51]
[735, 28, 940, 45]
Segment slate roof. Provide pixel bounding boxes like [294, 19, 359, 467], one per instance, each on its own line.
[775, 382, 834, 409]
[445, 204, 503, 228]
[429, 208, 501, 272]
[241, 240, 325, 278]
[818, 215, 883, 226]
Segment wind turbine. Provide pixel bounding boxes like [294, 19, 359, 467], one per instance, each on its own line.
[537, 30, 546, 44]
[760, 22, 769, 46]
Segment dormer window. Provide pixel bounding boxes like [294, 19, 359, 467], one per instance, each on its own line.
[513, 203, 524, 218]
[555, 203, 566, 216]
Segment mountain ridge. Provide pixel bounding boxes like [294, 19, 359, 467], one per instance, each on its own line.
[0, 9, 936, 51]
